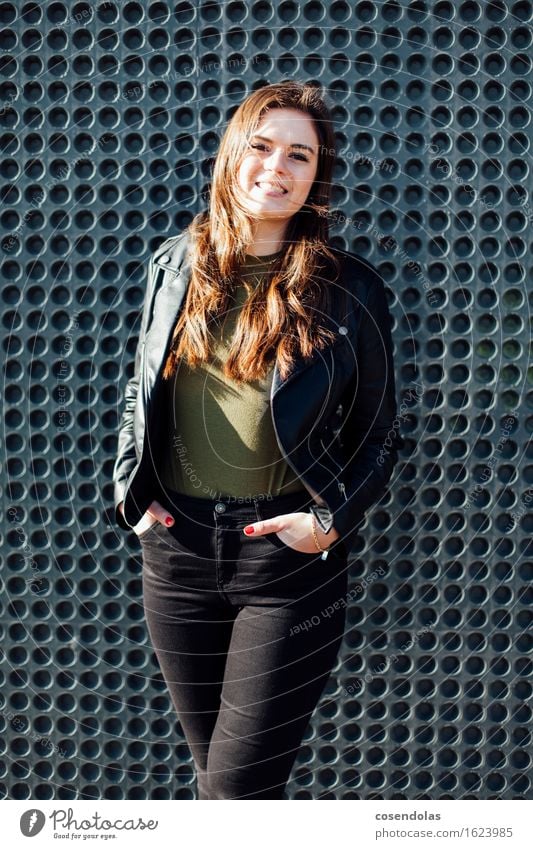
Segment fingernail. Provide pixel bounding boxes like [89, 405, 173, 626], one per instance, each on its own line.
[165, 517, 174, 526]
[244, 526, 255, 535]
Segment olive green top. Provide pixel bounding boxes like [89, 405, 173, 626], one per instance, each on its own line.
[160, 250, 307, 500]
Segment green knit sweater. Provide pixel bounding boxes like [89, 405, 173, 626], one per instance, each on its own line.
[160, 250, 307, 500]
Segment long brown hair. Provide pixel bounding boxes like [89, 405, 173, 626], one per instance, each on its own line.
[162, 80, 342, 384]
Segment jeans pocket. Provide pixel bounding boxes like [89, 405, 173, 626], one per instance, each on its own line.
[263, 531, 347, 563]
[264, 531, 312, 556]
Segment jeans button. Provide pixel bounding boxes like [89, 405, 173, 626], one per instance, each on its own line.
[214, 502, 226, 513]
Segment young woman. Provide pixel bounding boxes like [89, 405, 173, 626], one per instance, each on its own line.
[113, 80, 403, 799]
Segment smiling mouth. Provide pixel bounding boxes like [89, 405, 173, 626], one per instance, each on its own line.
[255, 182, 288, 195]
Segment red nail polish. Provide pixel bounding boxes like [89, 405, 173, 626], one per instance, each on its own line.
[244, 526, 254, 535]
[165, 517, 174, 526]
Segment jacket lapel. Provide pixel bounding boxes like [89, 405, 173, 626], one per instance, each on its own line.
[143, 243, 191, 385]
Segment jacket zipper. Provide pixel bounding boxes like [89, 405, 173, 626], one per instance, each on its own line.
[269, 370, 334, 518]
[320, 436, 348, 502]
[320, 349, 348, 502]
[270, 349, 349, 508]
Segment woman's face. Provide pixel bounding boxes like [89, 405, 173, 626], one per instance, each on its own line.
[235, 107, 320, 225]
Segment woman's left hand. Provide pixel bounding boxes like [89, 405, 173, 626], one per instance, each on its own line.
[242, 511, 340, 554]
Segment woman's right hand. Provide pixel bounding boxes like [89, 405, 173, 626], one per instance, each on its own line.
[118, 500, 175, 535]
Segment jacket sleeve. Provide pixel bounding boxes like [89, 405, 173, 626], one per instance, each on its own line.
[328, 268, 404, 542]
[112, 254, 158, 531]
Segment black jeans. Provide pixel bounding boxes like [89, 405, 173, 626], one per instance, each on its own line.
[139, 487, 349, 800]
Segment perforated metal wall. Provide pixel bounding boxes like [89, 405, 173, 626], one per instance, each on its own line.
[1, 1, 531, 800]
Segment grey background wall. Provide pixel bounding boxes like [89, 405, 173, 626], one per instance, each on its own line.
[1, 1, 531, 799]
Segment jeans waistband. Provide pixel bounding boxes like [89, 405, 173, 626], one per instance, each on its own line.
[159, 486, 314, 517]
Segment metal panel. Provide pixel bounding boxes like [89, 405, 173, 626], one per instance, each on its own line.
[1, 0, 531, 800]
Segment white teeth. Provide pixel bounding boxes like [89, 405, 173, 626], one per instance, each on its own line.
[256, 182, 287, 194]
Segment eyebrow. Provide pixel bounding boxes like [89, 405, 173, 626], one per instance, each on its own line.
[250, 134, 317, 155]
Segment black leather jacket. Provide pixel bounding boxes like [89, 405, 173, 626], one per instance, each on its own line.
[113, 232, 404, 555]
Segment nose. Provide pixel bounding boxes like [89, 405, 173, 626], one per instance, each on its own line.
[263, 146, 289, 173]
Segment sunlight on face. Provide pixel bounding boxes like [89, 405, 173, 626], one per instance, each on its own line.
[235, 107, 320, 224]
